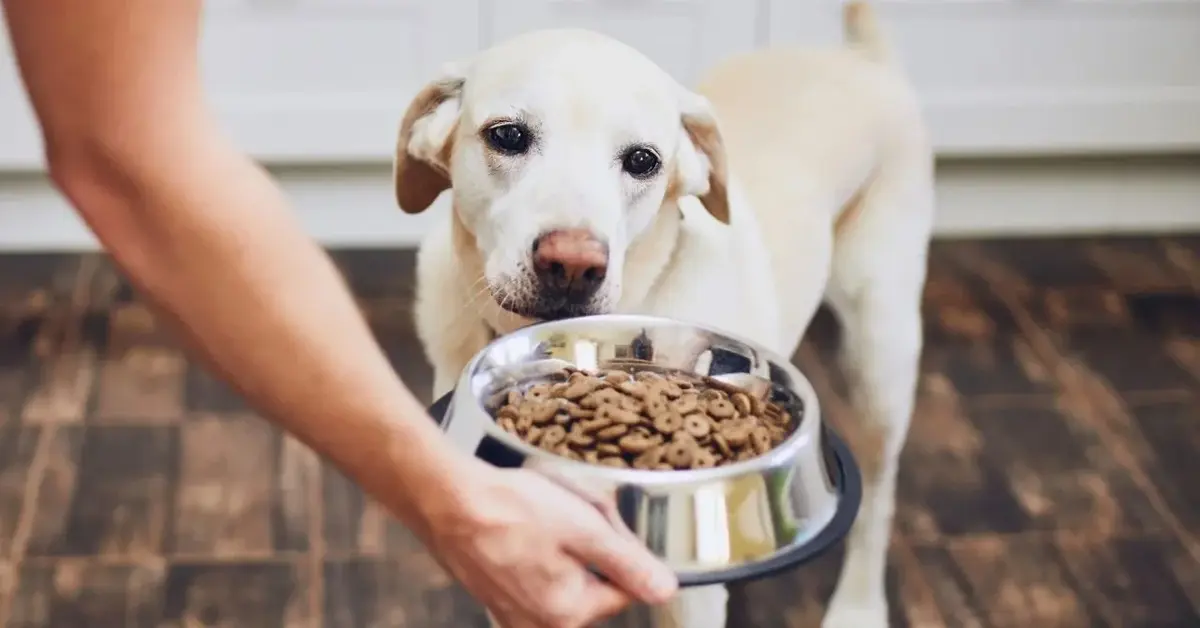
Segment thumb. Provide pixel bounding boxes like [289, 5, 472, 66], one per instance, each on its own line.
[564, 520, 678, 604]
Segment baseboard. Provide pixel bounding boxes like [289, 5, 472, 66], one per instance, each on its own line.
[0, 156, 1197, 252]
[931, 155, 1200, 236]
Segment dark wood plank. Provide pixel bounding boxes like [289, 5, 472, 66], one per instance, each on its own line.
[323, 558, 481, 628]
[1162, 237, 1200, 289]
[930, 536, 1101, 628]
[905, 545, 987, 628]
[364, 297, 435, 406]
[275, 433, 321, 554]
[1056, 329, 1197, 393]
[19, 307, 96, 425]
[160, 561, 312, 627]
[1084, 239, 1194, 294]
[921, 334, 1056, 398]
[1125, 293, 1200, 339]
[321, 467, 375, 556]
[26, 425, 177, 557]
[322, 465, 443, 563]
[0, 427, 43, 559]
[93, 304, 186, 423]
[921, 260, 1022, 343]
[3, 236, 1200, 627]
[960, 238, 1114, 288]
[21, 427, 84, 558]
[184, 366, 249, 413]
[967, 402, 1167, 537]
[82, 256, 126, 312]
[1126, 398, 1200, 536]
[1028, 287, 1131, 333]
[919, 261, 1053, 398]
[170, 415, 310, 556]
[893, 379, 1031, 540]
[1057, 536, 1200, 628]
[0, 315, 37, 426]
[20, 347, 95, 425]
[0, 254, 80, 319]
[329, 250, 418, 301]
[7, 559, 166, 628]
[1165, 337, 1200, 386]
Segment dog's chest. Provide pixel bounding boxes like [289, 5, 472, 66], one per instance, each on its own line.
[627, 252, 782, 351]
[612, 219, 781, 351]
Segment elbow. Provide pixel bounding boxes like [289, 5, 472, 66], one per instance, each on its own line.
[43, 132, 158, 255]
[45, 135, 134, 220]
[44, 137, 175, 287]
[45, 139, 169, 285]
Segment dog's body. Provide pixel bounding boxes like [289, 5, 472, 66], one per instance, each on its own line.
[396, 3, 933, 626]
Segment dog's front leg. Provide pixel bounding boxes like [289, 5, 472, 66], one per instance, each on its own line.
[422, 314, 489, 399]
[416, 273, 489, 399]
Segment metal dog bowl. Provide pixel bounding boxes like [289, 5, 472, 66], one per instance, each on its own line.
[429, 314, 861, 587]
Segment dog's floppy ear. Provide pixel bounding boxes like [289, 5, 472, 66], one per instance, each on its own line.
[393, 64, 466, 214]
[673, 90, 730, 224]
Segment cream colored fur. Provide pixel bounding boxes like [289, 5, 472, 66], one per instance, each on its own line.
[395, 3, 934, 627]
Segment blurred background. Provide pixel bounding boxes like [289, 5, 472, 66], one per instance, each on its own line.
[3, 1, 1200, 243]
[0, 2, 1198, 627]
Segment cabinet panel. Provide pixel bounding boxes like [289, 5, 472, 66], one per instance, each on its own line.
[0, 0, 481, 168]
[487, 0, 761, 86]
[768, 0, 1200, 156]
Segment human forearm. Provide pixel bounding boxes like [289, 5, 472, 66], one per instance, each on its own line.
[4, 0, 475, 535]
[53, 126, 470, 529]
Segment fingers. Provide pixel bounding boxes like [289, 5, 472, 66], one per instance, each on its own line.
[563, 520, 678, 605]
[539, 472, 639, 543]
[488, 576, 633, 628]
[575, 579, 635, 625]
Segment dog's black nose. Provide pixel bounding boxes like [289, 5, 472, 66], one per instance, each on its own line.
[532, 229, 608, 300]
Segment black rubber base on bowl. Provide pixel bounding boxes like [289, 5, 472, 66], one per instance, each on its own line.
[428, 393, 862, 587]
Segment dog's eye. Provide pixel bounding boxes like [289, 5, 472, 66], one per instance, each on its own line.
[621, 147, 660, 178]
[485, 123, 531, 155]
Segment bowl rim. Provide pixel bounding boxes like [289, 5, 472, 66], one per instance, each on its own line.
[454, 313, 825, 487]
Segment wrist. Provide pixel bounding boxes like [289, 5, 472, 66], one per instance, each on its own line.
[337, 395, 482, 535]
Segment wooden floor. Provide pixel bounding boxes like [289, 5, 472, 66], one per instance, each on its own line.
[0, 236, 1197, 627]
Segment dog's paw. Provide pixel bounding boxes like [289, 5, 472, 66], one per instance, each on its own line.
[822, 598, 889, 628]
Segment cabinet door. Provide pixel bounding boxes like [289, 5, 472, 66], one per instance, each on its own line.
[0, 0, 481, 168]
[0, 13, 43, 170]
[769, 0, 1200, 156]
[486, 0, 761, 86]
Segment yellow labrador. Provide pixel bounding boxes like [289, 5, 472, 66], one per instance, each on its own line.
[394, 3, 933, 627]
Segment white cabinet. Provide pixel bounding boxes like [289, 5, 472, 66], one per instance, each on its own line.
[194, 0, 479, 163]
[0, 18, 40, 170]
[2, 0, 1198, 169]
[486, 0, 759, 86]
[770, 0, 1200, 156]
[0, 0, 480, 168]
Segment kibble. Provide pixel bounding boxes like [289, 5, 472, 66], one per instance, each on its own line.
[487, 366, 798, 470]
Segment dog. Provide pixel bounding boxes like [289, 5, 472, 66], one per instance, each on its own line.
[394, 2, 933, 626]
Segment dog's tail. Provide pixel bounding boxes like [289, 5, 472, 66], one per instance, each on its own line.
[843, 1, 893, 64]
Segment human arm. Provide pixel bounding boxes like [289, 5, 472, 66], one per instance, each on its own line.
[2, 0, 462, 531]
[2, 1, 675, 624]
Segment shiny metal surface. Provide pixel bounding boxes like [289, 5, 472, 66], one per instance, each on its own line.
[443, 315, 845, 583]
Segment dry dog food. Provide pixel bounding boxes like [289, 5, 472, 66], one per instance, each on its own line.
[487, 366, 797, 470]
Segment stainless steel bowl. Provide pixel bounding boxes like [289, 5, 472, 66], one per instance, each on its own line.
[434, 314, 860, 586]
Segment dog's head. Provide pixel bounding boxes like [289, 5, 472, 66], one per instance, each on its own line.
[393, 29, 729, 321]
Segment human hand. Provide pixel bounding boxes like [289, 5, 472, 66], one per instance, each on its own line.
[415, 463, 678, 628]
